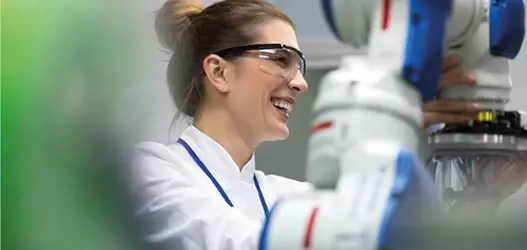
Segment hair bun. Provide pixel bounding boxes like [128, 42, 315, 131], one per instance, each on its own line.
[155, 0, 204, 52]
[175, 0, 204, 17]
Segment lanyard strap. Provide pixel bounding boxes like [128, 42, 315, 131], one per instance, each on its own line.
[177, 138, 269, 218]
[253, 174, 270, 218]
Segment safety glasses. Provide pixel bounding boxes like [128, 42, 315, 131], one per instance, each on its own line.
[213, 43, 306, 83]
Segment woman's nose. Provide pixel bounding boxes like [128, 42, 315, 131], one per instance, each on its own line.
[288, 73, 308, 94]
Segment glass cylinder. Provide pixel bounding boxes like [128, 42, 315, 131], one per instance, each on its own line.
[427, 133, 527, 215]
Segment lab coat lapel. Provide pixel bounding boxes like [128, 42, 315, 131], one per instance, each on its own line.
[179, 126, 256, 190]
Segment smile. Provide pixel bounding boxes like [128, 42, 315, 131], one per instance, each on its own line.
[271, 97, 293, 115]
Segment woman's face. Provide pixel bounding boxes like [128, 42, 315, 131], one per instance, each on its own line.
[224, 19, 308, 143]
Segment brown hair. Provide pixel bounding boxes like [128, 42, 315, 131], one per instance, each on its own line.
[155, 0, 294, 117]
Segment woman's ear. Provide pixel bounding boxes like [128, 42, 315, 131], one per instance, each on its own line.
[202, 54, 230, 93]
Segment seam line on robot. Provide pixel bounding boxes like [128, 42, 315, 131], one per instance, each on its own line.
[302, 207, 320, 250]
[382, 0, 392, 30]
[309, 121, 334, 135]
[312, 105, 421, 131]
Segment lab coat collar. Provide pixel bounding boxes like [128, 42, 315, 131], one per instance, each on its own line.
[179, 126, 256, 183]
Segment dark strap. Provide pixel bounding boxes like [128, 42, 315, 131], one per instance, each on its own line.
[178, 138, 269, 218]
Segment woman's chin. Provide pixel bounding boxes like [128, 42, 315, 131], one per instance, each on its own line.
[265, 123, 290, 141]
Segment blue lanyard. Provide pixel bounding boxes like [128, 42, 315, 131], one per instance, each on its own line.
[177, 138, 270, 219]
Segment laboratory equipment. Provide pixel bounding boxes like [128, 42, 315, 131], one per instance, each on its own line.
[258, 0, 525, 249]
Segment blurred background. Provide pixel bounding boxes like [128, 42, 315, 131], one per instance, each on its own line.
[3, 0, 527, 249]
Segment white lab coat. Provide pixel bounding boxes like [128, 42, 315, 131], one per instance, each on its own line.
[131, 125, 313, 250]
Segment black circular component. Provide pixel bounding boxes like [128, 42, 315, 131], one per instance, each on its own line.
[436, 110, 527, 138]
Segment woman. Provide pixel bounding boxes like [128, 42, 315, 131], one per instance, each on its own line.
[132, 0, 482, 249]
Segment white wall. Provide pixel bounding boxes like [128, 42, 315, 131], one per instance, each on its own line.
[118, 0, 527, 182]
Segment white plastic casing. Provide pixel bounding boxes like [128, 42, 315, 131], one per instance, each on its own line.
[264, 141, 415, 250]
[306, 59, 422, 188]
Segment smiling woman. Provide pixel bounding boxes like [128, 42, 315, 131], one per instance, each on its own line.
[131, 0, 313, 249]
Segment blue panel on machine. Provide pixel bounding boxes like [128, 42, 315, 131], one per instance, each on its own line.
[489, 0, 525, 59]
[402, 0, 453, 102]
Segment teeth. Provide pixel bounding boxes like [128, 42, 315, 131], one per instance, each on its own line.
[271, 99, 292, 113]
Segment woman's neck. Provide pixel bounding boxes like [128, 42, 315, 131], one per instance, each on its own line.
[193, 107, 256, 170]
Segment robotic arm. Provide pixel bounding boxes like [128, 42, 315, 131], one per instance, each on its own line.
[322, 0, 524, 106]
[321, 0, 527, 214]
[258, 1, 525, 250]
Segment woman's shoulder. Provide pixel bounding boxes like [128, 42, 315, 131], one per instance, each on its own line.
[135, 141, 180, 160]
[133, 141, 193, 178]
[254, 170, 314, 197]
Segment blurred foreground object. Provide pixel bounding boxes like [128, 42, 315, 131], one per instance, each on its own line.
[258, 0, 527, 249]
[3, 0, 145, 249]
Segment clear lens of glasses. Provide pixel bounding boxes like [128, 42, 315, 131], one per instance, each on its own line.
[251, 48, 305, 82]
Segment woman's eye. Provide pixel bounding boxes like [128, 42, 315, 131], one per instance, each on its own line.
[274, 57, 287, 63]
[272, 56, 290, 67]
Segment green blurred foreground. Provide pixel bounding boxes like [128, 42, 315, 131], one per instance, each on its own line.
[3, 0, 144, 249]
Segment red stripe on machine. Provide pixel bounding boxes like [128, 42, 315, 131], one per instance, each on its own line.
[302, 207, 320, 250]
[381, 0, 391, 30]
[309, 121, 334, 135]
